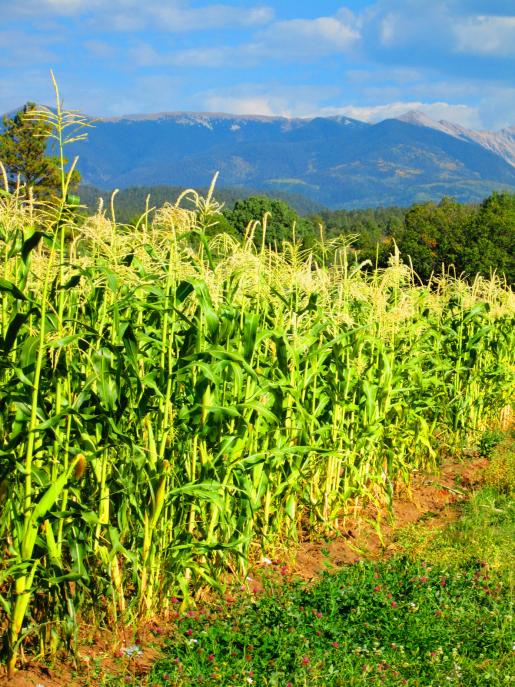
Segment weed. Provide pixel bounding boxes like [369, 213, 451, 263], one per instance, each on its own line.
[483, 433, 515, 495]
[150, 554, 513, 686]
[478, 429, 505, 458]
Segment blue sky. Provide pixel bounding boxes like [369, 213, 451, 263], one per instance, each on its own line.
[1, 0, 514, 129]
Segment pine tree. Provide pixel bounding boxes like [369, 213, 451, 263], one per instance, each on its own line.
[0, 102, 79, 200]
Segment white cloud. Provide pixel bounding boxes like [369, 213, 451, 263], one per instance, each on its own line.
[204, 96, 277, 116]
[198, 84, 341, 117]
[130, 10, 360, 68]
[379, 12, 399, 47]
[110, 11, 145, 32]
[251, 15, 359, 58]
[327, 101, 482, 128]
[455, 15, 515, 57]
[5, 0, 105, 17]
[0, 29, 57, 68]
[128, 43, 161, 66]
[364, 2, 515, 60]
[370, 5, 454, 50]
[130, 43, 235, 68]
[147, 4, 274, 31]
[84, 39, 116, 59]
[5, 0, 275, 32]
[45, 0, 92, 12]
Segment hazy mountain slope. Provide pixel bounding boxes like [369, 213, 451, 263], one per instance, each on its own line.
[69, 113, 368, 192]
[260, 118, 515, 207]
[3, 107, 515, 208]
[397, 111, 515, 167]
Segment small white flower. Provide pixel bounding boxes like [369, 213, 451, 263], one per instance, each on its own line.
[123, 644, 142, 657]
[261, 556, 273, 565]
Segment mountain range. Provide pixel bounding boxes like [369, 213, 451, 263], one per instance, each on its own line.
[5, 106, 515, 208]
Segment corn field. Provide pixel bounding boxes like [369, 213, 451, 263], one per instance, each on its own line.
[0, 107, 514, 677]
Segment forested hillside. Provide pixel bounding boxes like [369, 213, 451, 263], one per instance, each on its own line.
[79, 184, 325, 222]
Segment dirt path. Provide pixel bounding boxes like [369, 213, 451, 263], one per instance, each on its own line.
[291, 455, 488, 580]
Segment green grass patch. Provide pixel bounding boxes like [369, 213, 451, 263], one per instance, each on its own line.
[148, 555, 513, 686]
[147, 479, 514, 686]
[394, 487, 515, 573]
[482, 432, 515, 495]
[396, 433, 515, 572]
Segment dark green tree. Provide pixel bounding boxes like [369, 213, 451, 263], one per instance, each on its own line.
[462, 192, 515, 283]
[224, 196, 313, 246]
[0, 102, 79, 200]
[395, 197, 474, 280]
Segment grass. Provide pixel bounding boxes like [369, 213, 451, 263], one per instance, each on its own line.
[395, 487, 515, 571]
[395, 433, 515, 569]
[146, 519, 513, 686]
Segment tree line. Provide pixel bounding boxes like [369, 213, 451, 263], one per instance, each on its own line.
[219, 194, 514, 284]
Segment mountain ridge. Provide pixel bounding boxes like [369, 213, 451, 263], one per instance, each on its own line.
[2, 106, 514, 208]
[396, 110, 515, 167]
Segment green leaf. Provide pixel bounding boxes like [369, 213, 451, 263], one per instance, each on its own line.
[0, 278, 28, 301]
[2, 311, 33, 354]
[21, 231, 47, 263]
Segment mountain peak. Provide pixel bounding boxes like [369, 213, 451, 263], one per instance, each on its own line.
[96, 110, 292, 124]
[396, 110, 468, 137]
[395, 111, 515, 167]
[397, 110, 439, 127]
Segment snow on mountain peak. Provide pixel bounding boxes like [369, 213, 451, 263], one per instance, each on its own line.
[396, 111, 515, 167]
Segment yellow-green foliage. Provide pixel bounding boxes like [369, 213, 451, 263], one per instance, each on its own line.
[0, 177, 514, 672]
[483, 433, 515, 495]
[394, 485, 515, 578]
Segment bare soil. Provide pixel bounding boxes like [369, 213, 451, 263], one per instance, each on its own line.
[290, 456, 488, 580]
